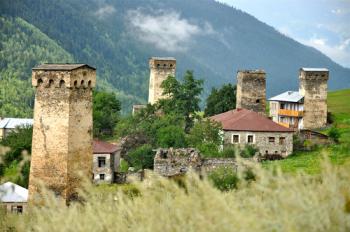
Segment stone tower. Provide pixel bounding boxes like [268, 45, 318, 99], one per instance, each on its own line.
[28, 64, 96, 203]
[148, 57, 176, 104]
[236, 70, 266, 114]
[299, 68, 329, 129]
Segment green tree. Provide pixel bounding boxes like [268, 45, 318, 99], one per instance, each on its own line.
[204, 84, 236, 117]
[187, 119, 222, 156]
[0, 126, 32, 187]
[93, 91, 121, 137]
[159, 71, 203, 132]
[157, 125, 187, 148]
[128, 144, 155, 171]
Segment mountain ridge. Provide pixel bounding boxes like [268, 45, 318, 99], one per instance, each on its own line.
[0, 0, 349, 114]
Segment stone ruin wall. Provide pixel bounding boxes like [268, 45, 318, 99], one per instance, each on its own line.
[154, 148, 237, 177]
[29, 67, 96, 203]
[148, 58, 176, 105]
[236, 70, 266, 115]
[299, 70, 329, 129]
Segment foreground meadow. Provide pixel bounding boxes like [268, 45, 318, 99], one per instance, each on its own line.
[1, 158, 350, 232]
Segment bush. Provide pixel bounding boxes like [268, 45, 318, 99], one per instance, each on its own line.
[328, 126, 341, 143]
[119, 159, 129, 173]
[207, 167, 239, 191]
[240, 145, 258, 158]
[220, 145, 236, 158]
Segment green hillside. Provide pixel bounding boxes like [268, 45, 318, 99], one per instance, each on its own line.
[264, 89, 350, 173]
[0, 17, 74, 117]
[0, 0, 349, 115]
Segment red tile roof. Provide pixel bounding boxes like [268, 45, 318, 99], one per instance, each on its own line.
[210, 108, 294, 132]
[93, 140, 119, 154]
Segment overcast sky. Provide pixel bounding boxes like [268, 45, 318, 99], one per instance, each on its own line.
[216, 0, 350, 68]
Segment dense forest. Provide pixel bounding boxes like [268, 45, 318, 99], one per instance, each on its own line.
[0, 0, 349, 115]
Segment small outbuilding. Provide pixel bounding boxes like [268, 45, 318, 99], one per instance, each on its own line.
[0, 182, 28, 214]
[210, 108, 294, 158]
[93, 140, 121, 183]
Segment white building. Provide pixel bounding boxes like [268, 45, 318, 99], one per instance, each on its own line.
[0, 118, 33, 140]
[0, 182, 28, 213]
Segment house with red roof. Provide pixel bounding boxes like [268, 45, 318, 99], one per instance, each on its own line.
[93, 140, 121, 183]
[210, 108, 294, 157]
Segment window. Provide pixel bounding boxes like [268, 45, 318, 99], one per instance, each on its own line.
[268, 137, 275, 143]
[279, 137, 286, 145]
[232, 134, 240, 144]
[98, 157, 106, 168]
[11, 205, 23, 214]
[99, 174, 105, 180]
[247, 135, 254, 144]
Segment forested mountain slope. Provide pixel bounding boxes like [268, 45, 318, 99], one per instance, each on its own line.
[1, 0, 349, 115]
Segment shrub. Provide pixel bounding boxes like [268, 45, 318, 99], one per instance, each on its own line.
[220, 145, 236, 158]
[119, 159, 129, 173]
[207, 167, 239, 191]
[328, 126, 341, 143]
[240, 145, 258, 158]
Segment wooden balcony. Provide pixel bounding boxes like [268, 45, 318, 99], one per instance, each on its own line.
[278, 109, 303, 117]
[278, 122, 299, 129]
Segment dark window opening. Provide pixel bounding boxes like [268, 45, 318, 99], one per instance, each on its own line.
[59, 80, 65, 87]
[11, 205, 23, 214]
[232, 135, 239, 143]
[275, 151, 278, 154]
[163, 64, 167, 67]
[74, 80, 78, 87]
[269, 137, 275, 143]
[265, 150, 268, 154]
[37, 79, 43, 86]
[157, 64, 160, 67]
[256, 99, 260, 103]
[83, 71, 87, 76]
[279, 137, 286, 145]
[98, 157, 106, 167]
[88, 80, 92, 87]
[49, 79, 54, 87]
[100, 174, 105, 180]
[247, 135, 254, 143]
[81, 80, 84, 85]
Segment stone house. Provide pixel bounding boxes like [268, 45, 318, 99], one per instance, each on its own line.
[0, 118, 33, 140]
[0, 182, 28, 214]
[93, 140, 121, 184]
[210, 108, 294, 157]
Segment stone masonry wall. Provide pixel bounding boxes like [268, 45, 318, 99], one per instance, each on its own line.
[299, 70, 329, 129]
[236, 70, 266, 115]
[154, 148, 237, 177]
[29, 66, 95, 203]
[148, 58, 176, 105]
[223, 131, 293, 157]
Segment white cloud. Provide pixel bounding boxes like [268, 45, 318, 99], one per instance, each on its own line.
[127, 9, 214, 52]
[301, 36, 350, 67]
[95, 5, 116, 19]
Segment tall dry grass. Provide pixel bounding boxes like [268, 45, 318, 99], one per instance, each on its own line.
[2, 158, 350, 232]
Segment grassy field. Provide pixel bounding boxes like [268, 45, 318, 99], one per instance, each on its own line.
[263, 88, 350, 173]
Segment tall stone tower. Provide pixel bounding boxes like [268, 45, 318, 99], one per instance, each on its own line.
[299, 68, 329, 129]
[148, 57, 176, 104]
[236, 70, 266, 115]
[28, 64, 96, 203]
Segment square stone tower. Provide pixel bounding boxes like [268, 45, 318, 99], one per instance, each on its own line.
[236, 70, 266, 115]
[28, 64, 96, 203]
[299, 68, 329, 129]
[148, 57, 176, 104]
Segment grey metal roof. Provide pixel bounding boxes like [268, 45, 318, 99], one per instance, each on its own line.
[32, 63, 96, 71]
[0, 118, 33, 129]
[268, 91, 304, 103]
[0, 182, 28, 203]
[150, 57, 176, 61]
[300, 68, 329, 72]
